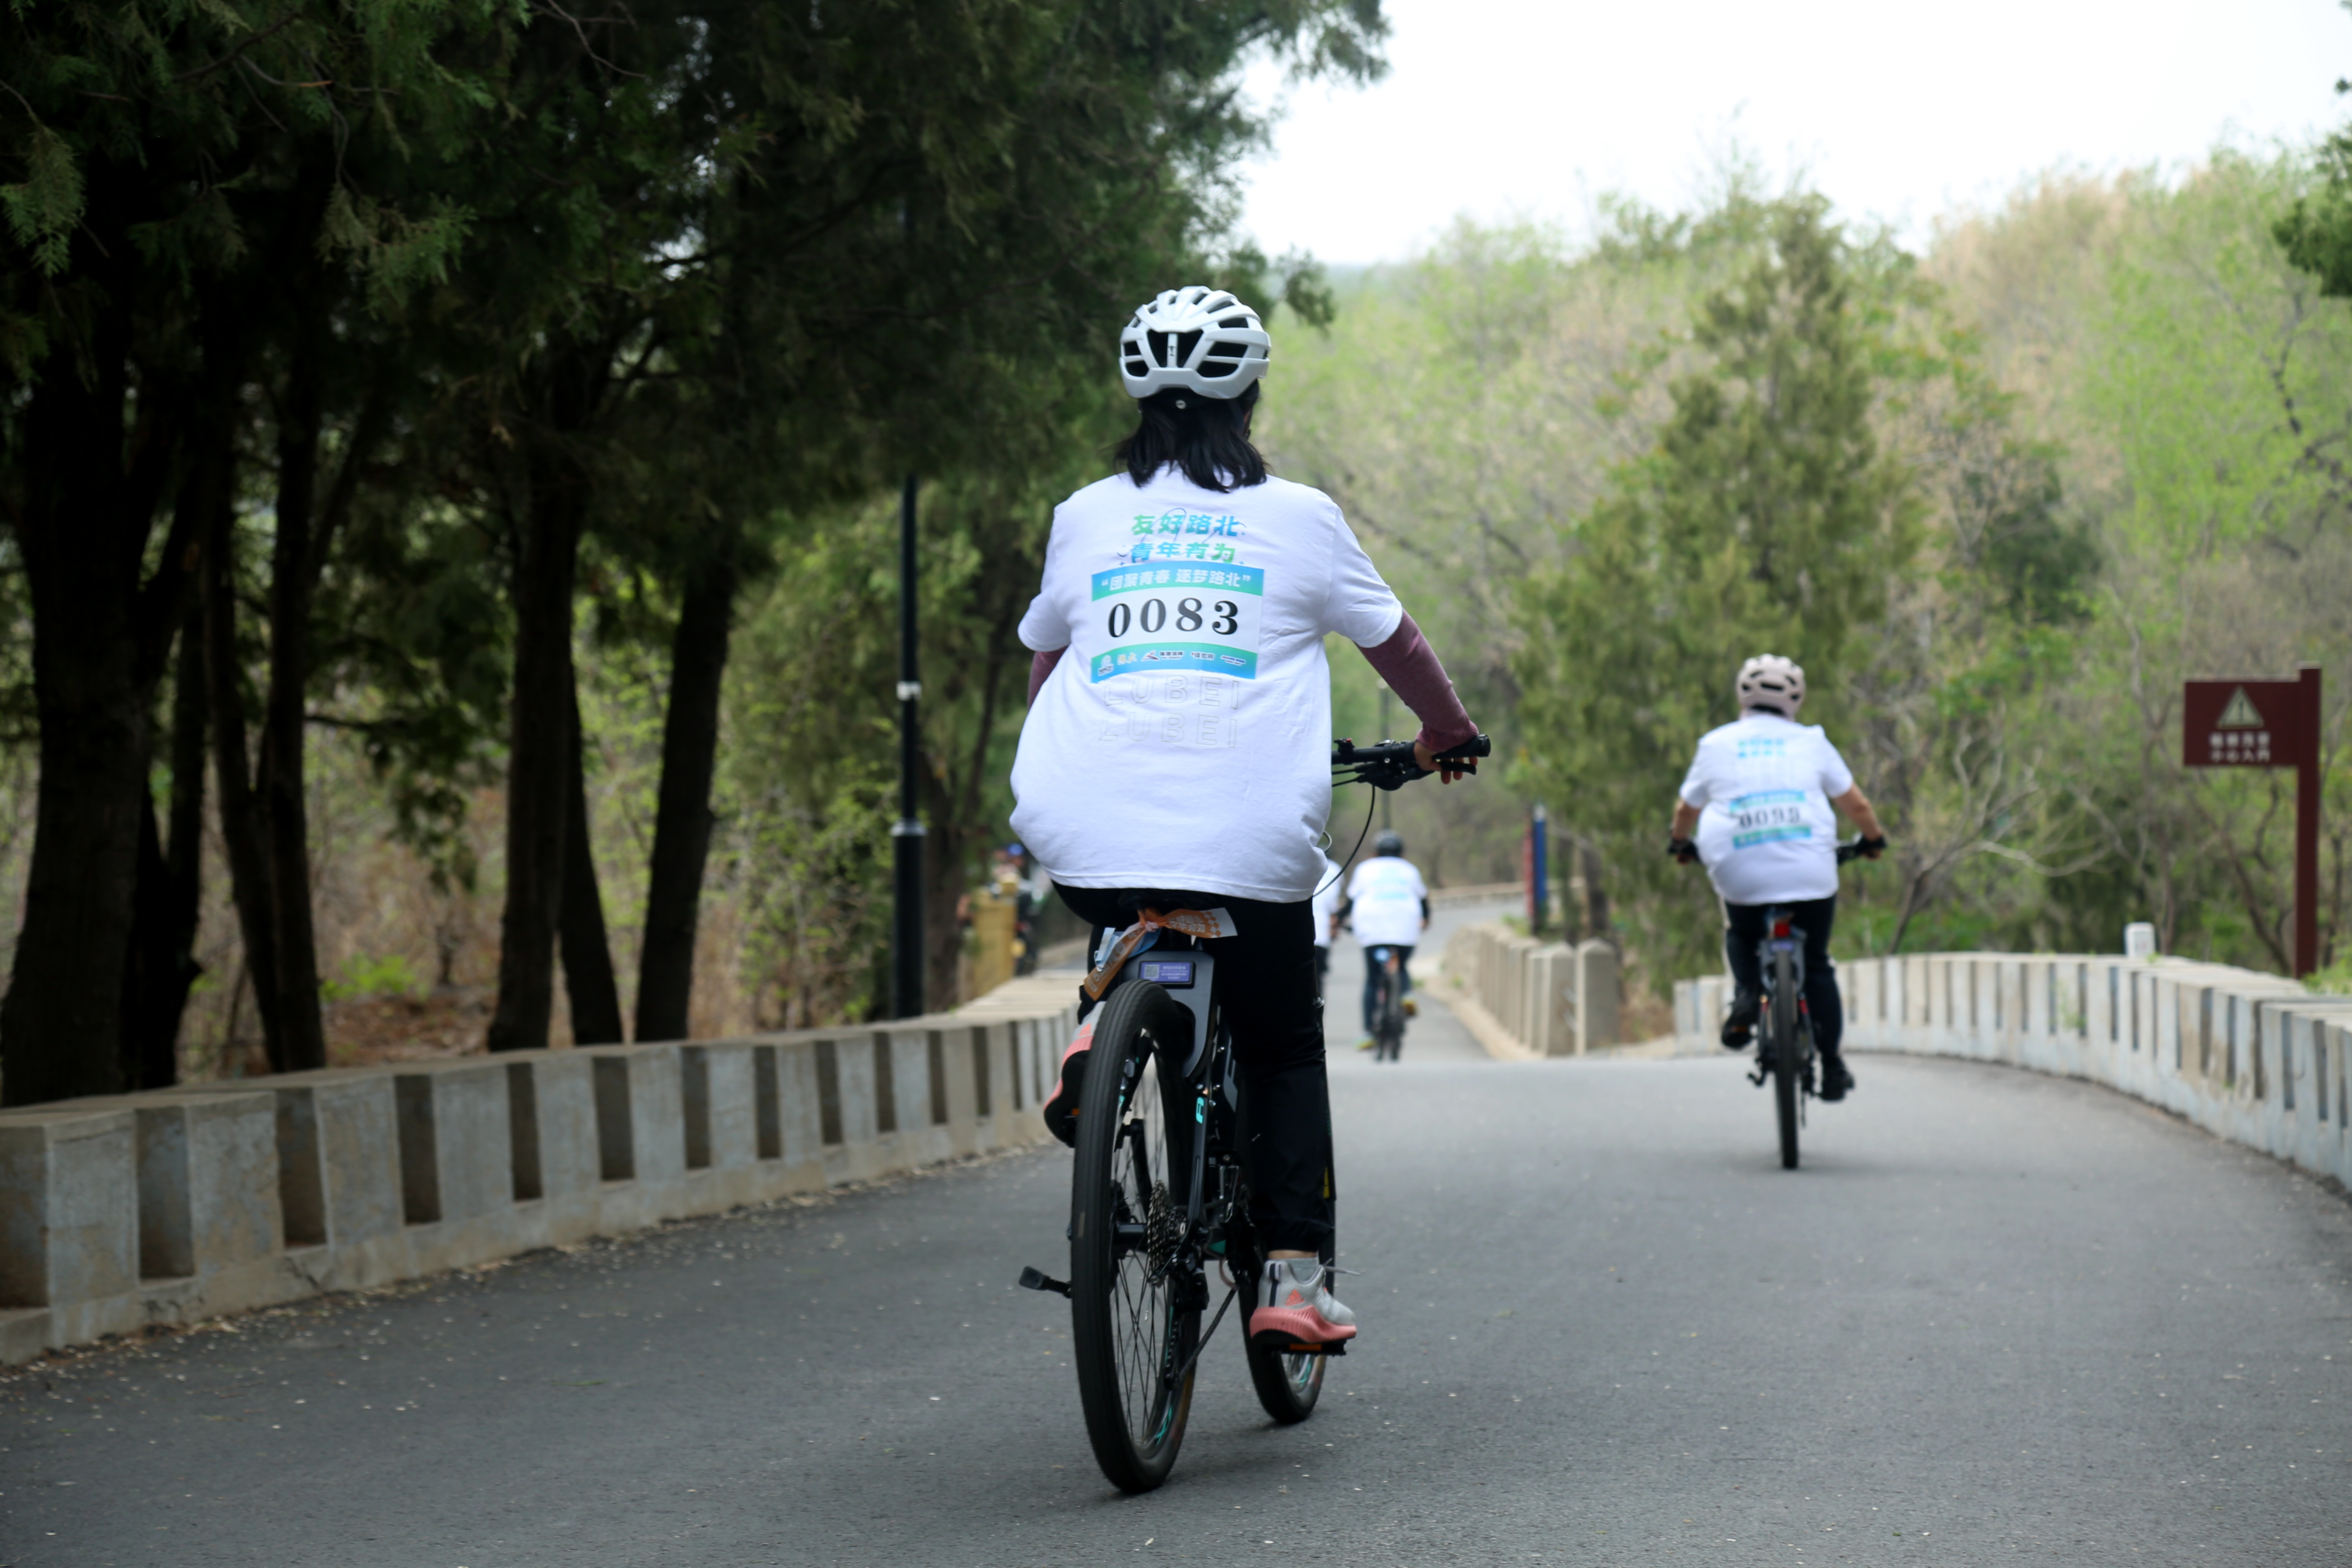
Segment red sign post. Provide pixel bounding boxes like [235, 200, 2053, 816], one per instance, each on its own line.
[2183, 664, 2323, 976]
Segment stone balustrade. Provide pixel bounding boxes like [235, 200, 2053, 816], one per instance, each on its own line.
[0, 982, 1077, 1365]
[1675, 953, 2352, 1185]
[1440, 921, 1619, 1057]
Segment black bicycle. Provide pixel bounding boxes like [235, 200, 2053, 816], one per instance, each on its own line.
[1022, 733, 1488, 1492]
[1749, 839, 1876, 1170]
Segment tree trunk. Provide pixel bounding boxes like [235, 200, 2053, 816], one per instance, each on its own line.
[634, 547, 739, 1042]
[205, 500, 290, 1073]
[561, 690, 625, 1045]
[260, 333, 330, 1073]
[922, 819, 967, 1014]
[1581, 839, 1612, 954]
[0, 281, 175, 1105]
[486, 464, 584, 1053]
[122, 619, 209, 1090]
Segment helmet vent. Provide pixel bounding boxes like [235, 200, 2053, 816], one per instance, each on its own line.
[1154, 329, 1203, 368]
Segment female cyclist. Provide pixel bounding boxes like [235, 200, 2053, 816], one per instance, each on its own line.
[1011, 285, 1480, 1349]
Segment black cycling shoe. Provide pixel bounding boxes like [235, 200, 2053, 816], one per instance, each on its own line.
[1818, 1054, 1855, 1102]
[1720, 989, 1759, 1049]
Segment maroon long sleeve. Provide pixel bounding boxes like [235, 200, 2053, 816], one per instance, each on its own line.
[1027, 647, 1065, 706]
[1359, 610, 1477, 753]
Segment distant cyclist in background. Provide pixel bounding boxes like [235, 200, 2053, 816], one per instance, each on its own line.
[1667, 655, 1886, 1102]
[1343, 832, 1428, 1051]
[1310, 852, 1344, 1000]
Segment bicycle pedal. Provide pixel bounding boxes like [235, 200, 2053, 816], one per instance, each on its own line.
[1018, 1265, 1071, 1298]
[1287, 1340, 1346, 1356]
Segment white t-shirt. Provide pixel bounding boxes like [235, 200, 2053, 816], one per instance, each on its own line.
[1345, 856, 1428, 948]
[1009, 468, 1404, 903]
[1677, 712, 1855, 905]
[1309, 855, 1344, 949]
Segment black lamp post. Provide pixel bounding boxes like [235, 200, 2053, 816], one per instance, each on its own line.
[891, 472, 925, 1018]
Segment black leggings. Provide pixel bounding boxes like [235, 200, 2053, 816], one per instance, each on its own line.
[1723, 895, 1844, 1057]
[1057, 884, 1331, 1255]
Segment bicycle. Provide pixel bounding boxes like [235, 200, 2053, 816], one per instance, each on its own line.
[1021, 733, 1488, 1492]
[1737, 839, 1875, 1171]
[1363, 944, 1407, 1061]
[1667, 833, 1879, 1169]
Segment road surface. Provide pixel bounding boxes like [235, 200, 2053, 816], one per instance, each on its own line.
[8, 947, 2351, 1565]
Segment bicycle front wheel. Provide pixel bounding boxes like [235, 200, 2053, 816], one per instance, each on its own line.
[1068, 980, 1202, 1492]
[1771, 952, 1801, 1170]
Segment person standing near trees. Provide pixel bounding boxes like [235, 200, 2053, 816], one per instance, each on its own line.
[1666, 655, 1886, 1102]
[1013, 285, 1481, 1348]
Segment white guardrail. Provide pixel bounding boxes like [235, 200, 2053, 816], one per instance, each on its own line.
[0, 978, 1080, 1366]
[1675, 954, 2352, 1187]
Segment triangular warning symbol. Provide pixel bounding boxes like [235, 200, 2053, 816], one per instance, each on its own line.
[2216, 686, 2264, 729]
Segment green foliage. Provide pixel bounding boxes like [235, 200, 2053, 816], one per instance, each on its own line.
[321, 953, 423, 1003]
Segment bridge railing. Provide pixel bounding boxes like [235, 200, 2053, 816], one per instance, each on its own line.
[1677, 954, 2352, 1185]
[0, 979, 1079, 1367]
[1440, 920, 1620, 1056]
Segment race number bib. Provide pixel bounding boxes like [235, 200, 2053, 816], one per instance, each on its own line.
[1087, 565, 1264, 682]
[1728, 789, 1813, 850]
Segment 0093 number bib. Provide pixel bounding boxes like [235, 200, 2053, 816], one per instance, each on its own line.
[1087, 565, 1264, 682]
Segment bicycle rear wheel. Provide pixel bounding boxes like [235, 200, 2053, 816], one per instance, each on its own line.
[1771, 950, 1801, 1170]
[1374, 959, 1405, 1061]
[1068, 980, 1202, 1492]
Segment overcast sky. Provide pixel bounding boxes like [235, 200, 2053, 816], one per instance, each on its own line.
[1238, 0, 2352, 264]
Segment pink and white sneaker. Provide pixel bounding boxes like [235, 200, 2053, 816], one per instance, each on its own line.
[1247, 1259, 1357, 1350]
[1040, 1020, 1094, 1147]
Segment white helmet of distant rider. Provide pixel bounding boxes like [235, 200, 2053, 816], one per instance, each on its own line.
[1735, 654, 1805, 717]
[1118, 287, 1271, 401]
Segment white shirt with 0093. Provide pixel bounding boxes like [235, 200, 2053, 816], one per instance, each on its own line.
[1345, 856, 1428, 949]
[1010, 467, 1404, 904]
[1677, 712, 1855, 905]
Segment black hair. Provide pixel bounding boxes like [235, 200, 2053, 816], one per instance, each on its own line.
[1115, 382, 1266, 492]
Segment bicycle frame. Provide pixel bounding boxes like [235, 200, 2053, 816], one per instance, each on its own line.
[1751, 912, 1815, 1076]
[1094, 933, 1267, 1393]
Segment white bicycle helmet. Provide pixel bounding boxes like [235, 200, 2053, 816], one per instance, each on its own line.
[1118, 287, 1270, 400]
[1735, 654, 1805, 716]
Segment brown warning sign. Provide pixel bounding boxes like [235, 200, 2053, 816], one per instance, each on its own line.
[2182, 679, 2310, 769]
[2181, 665, 2323, 976]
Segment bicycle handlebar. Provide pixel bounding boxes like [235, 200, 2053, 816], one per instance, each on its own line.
[1670, 832, 1886, 864]
[1331, 733, 1491, 792]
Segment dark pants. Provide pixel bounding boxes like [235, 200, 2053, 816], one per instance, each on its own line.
[1312, 944, 1330, 1000]
[1058, 884, 1332, 1255]
[1723, 895, 1844, 1057]
[1360, 944, 1414, 1036]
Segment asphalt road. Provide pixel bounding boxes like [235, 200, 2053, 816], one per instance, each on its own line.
[9, 983, 2352, 1564]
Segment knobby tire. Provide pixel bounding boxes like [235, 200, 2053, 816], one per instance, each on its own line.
[1067, 980, 1202, 1492]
